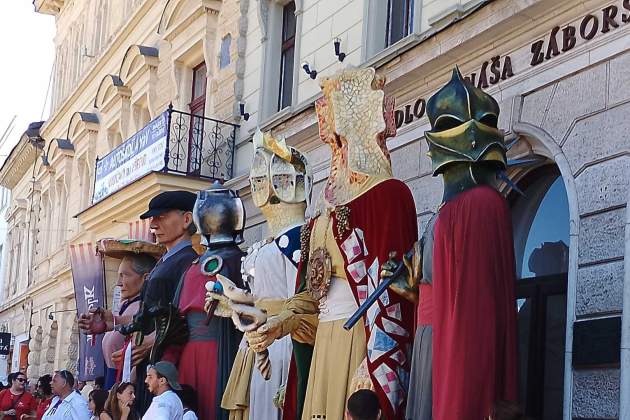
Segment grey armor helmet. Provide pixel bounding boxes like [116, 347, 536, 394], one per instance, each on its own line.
[193, 182, 246, 246]
[249, 129, 312, 208]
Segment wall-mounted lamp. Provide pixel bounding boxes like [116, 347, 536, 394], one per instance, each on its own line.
[333, 37, 346, 62]
[48, 309, 76, 321]
[239, 103, 250, 121]
[302, 62, 317, 79]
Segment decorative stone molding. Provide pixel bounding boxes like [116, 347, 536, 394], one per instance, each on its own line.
[119, 45, 159, 84]
[66, 318, 79, 374]
[158, 0, 222, 39]
[0, 134, 42, 190]
[257, 0, 270, 42]
[233, 0, 250, 118]
[33, 0, 66, 16]
[94, 75, 131, 112]
[67, 112, 99, 141]
[41, 320, 58, 374]
[27, 326, 43, 381]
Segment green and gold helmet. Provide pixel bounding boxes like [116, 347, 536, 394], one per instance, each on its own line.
[425, 67, 506, 175]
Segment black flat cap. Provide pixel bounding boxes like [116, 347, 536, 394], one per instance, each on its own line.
[139, 190, 197, 219]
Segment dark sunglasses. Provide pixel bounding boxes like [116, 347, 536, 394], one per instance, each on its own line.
[15, 378, 26, 383]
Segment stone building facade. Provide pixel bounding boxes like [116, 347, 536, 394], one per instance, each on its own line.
[0, 0, 626, 418]
[229, 0, 630, 419]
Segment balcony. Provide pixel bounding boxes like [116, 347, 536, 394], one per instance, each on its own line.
[78, 108, 238, 238]
[92, 107, 238, 205]
[166, 105, 238, 181]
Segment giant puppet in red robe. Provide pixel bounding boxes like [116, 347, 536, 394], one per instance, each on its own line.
[246, 67, 418, 420]
[382, 68, 518, 420]
[173, 185, 246, 420]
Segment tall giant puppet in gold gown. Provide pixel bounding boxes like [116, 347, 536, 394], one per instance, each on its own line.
[247, 67, 418, 420]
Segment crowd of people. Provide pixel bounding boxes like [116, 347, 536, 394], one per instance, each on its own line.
[0, 366, 388, 420]
[0, 362, 196, 420]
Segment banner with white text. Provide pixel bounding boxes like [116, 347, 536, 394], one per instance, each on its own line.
[69, 243, 106, 381]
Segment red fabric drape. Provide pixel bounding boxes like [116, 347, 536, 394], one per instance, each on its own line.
[432, 185, 518, 419]
[335, 178, 418, 420]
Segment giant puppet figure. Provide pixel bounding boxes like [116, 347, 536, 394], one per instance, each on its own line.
[381, 68, 518, 420]
[171, 184, 247, 420]
[246, 67, 418, 420]
[212, 129, 317, 420]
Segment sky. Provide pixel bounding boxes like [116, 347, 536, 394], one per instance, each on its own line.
[0, 2, 55, 165]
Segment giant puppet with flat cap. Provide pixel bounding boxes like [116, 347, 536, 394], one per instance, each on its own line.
[380, 68, 519, 420]
[245, 67, 418, 420]
[116, 190, 199, 413]
[170, 183, 247, 420]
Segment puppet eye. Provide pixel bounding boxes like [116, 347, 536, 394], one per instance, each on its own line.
[479, 114, 498, 128]
[434, 116, 463, 131]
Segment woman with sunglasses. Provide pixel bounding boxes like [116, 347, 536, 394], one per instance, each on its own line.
[100, 382, 138, 420]
[0, 372, 37, 420]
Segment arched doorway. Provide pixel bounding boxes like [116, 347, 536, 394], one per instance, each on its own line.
[509, 164, 570, 419]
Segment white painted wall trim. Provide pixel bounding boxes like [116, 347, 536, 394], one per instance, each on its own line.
[512, 121, 580, 420]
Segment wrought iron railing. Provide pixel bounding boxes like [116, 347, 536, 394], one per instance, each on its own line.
[165, 105, 238, 181]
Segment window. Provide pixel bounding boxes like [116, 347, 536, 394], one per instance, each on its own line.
[278, 1, 296, 111]
[386, 0, 414, 47]
[188, 62, 207, 175]
[364, 0, 416, 59]
[190, 62, 207, 117]
[509, 165, 569, 420]
[220, 34, 231, 69]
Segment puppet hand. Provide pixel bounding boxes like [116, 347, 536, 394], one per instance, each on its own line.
[245, 314, 284, 352]
[78, 307, 111, 334]
[131, 342, 152, 366]
[382, 251, 419, 304]
[204, 284, 233, 318]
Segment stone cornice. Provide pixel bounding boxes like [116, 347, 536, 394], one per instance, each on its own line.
[33, 0, 65, 16]
[0, 137, 39, 190]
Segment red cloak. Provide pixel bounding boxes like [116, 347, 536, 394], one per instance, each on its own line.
[432, 185, 518, 419]
[334, 178, 418, 420]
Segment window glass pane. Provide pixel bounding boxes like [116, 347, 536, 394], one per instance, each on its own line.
[521, 177, 570, 278]
[282, 2, 297, 42]
[193, 63, 207, 99]
[387, 0, 413, 46]
[279, 46, 294, 110]
[220, 35, 231, 69]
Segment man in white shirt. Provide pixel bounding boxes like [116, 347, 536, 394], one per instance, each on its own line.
[41, 370, 91, 420]
[143, 361, 183, 420]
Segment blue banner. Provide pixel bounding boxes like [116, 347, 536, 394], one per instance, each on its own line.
[92, 111, 168, 203]
[70, 243, 106, 381]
